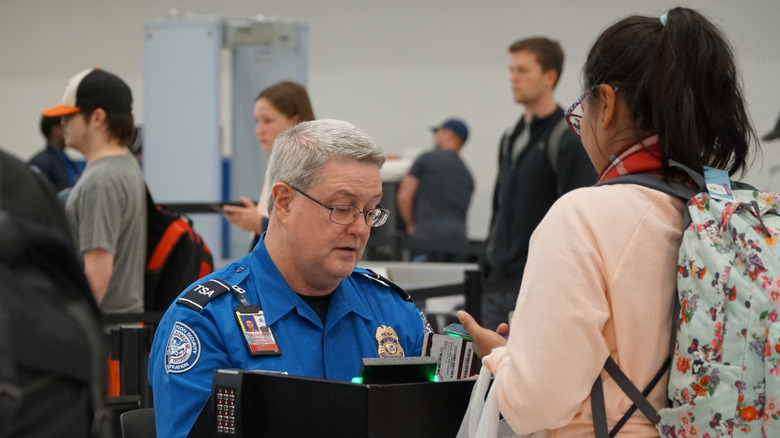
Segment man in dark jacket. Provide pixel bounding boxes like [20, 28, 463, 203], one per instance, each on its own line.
[481, 37, 597, 330]
[28, 114, 82, 192]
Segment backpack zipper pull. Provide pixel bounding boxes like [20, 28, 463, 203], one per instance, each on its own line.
[750, 200, 773, 238]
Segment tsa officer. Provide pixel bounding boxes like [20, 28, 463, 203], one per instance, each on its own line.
[148, 119, 432, 438]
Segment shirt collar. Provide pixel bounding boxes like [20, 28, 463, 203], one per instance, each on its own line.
[249, 234, 372, 327]
[324, 276, 372, 329]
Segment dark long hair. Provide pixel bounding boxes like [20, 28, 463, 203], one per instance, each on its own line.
[583, 7, 756, 178]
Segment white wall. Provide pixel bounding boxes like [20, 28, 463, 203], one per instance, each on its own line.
[2, 0, 779, 239]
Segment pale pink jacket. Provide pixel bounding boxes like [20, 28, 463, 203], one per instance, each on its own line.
[483, 183, 685, 437]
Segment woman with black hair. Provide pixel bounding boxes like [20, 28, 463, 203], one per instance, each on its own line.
[458, 7, 758, 436]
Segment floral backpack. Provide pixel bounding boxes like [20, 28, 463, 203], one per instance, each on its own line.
[592, 165, 780, 437]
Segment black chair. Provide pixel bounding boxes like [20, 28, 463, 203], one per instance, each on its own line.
[120, 408, 156, 438]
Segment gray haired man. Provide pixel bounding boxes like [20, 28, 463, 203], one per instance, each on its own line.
[149, 119, 432, 438]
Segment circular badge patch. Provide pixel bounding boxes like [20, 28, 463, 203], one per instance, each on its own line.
[165, 322, 201, 374]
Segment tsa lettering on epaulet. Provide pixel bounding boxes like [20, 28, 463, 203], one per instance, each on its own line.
[176, 264, 251, 312]
[354, 267, 412, 302]
[176, 279, 232, 312]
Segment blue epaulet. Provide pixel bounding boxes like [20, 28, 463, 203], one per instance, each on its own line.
[176, 263, 251, 312]
[353, 267, 412, 302]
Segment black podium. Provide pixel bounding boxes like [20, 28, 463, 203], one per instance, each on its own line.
[201, 369, 475, 438]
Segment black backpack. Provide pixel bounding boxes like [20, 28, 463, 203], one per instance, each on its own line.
[144, 187, 214, 312]
[0, 149, 110, 437]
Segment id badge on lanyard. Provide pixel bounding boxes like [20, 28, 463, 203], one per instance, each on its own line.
[231, 285, 281, 356]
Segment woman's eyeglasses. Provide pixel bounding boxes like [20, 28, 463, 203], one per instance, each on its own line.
[564, 85, 619, 137]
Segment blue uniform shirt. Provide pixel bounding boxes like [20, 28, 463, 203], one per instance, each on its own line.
[148, 236, 431, 438]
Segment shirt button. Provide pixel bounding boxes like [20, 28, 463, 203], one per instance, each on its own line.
[236, 266, 244, 273]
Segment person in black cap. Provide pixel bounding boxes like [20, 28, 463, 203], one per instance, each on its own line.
[397, 117, 474, 262]
[42, 67, 147, 313]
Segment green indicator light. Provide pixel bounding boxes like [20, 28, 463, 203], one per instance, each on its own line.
[351, 377, 363, 384]
[433, 375, 440, 382]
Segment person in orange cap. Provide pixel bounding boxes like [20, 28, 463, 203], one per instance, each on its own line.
[43, 67, 147, 313]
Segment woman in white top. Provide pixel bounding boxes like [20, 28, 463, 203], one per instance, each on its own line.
[223, 81, 315, 248]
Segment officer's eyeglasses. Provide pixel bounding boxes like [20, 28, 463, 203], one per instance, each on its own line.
[288, 185, 390, 228]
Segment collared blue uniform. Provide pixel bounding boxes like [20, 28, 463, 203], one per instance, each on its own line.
[148, 237, 430, 438]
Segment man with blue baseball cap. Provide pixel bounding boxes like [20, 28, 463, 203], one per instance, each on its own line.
[434, 118, 469, 144]
[397, 117, 474, 262]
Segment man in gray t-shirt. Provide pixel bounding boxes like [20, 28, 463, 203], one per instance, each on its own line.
[397, 118, 474, 262]
[43, 68, 146, 313]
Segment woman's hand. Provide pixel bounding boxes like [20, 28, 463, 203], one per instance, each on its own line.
[223, 196, 263, 233]
[457, 310, 509, 358]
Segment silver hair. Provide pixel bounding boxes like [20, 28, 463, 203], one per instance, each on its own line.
[266, 119, 385, 212]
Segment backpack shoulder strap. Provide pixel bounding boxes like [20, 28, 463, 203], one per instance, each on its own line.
[598, 161, 756, 198]
[596, 173, 699, 201]
[597, 170, 756, 220]
[591, 356, 668, 437]
[545, 116, 570, 176]
[145, 184, 156, 215]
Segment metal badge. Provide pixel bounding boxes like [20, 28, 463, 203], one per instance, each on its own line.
[375, 325, 405, 358]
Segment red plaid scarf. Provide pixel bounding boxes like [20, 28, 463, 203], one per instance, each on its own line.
[596, 135, 663, 184]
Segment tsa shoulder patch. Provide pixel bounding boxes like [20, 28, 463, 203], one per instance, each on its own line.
[177, 278, 232, 312]
[165, 321, 201, 374]
[420, 311, 433, 334]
